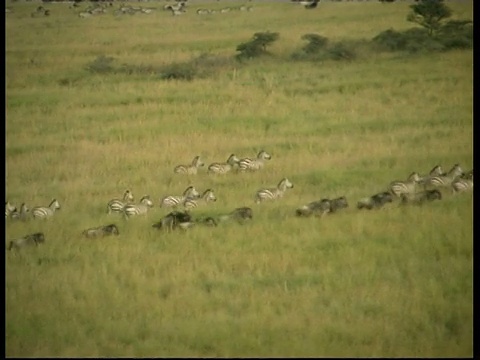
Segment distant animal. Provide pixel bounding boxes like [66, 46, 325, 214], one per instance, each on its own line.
[82, 224, 120, 238]
[424, 164, 464, 189]
[389, 172, 422, 197]
[174, 155, 205, 175]
[254, 178, 294, 204]
[357, 191, 394, 210]
[196, 216, 218, 227]
[183, 189, 217, 212]
[400, 190, 442, 205]
[107, 189, 135, 214]
[296, 196, 348, 217]
[31, 199, 61, 219]
[301, 0, 320, 9]
[219, 207, 254, 223]
[5, 201, 17, 218]
[451, 170, 473, 193]
[238, 150, 272, 172]
[11, 203, 30, 221]
[152, 211, 194, 231]
[208, 154, 240, 174]
[123, 195, 154, 219]
[160, 185, 200, 208]
[8, 232, 45, 251]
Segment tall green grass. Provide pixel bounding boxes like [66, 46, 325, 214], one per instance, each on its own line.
[6, 0, 472, 357]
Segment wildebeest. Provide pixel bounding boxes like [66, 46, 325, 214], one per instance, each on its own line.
[296, 196, 348, 217]
[357, 191, 394, 210]
[82, 224, 120, 238]
[400, 190, 442, 205]
[152, 211, 194, 232]
[8, 232, 45, 251]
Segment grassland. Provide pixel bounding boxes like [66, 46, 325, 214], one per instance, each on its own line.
[5, 0, 473, 357]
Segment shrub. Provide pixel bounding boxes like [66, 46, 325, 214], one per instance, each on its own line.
[85, 55, 115, 74]
[301, 33, 329, 54]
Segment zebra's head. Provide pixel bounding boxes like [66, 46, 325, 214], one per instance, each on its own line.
[203, 189, 217, 202]
[124, 190, 134, 202]
[448, 164, 464, 178]
[227, 154, 240, 165]
[193, 156, 205, 167]
[140, 196, 154, 207]
[429, 165, 444, 177]
[278, 178, 294, 190]
[50, 199, 61, 210]
[258, 150, 272, 160]
[184, 186, 200, 199]
[407, 172, 422, 183]
[5, 201, 16, 215]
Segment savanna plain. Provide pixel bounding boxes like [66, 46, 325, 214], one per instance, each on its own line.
[5, 0, 473, 357]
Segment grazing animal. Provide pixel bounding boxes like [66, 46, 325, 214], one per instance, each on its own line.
[82, 224, 120, 238]
[254, 178, 294, 204]
[296, 196, 348, 217]
[124, 195, 154, 219]
[424, 164, 464, 189]
[183, 189, 217, 212]
[219, 207, 254, 223]
[301, 0, 320, 9]
[174, 156, 205, 175]
[357, 191, 394, 210]
[31, 199, 61, 219]
[8, 232, 45, 251]
[160, 185, 200, 208]
[451, 171, 473, 193]
[238, 150, 272, 172]
[208, 154, 240, 174]
[5, 201, 17, 218]
[196, 216, 218, 227]
[152, 211, 194, 231]
[107, 189, 135, 214]
[389, 172, 422, 197]
[11, 203, 30, 221]
[196, 8, 210, 14]
[400, 190, 442, 205]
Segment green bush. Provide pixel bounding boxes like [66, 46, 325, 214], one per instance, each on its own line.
[301, 33, 329, 54]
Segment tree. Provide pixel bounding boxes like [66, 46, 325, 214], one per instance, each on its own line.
[407, 0, 452, 36]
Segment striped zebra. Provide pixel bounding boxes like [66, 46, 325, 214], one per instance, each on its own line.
[451, 171, 473, 194]
[183, 189, 217, 212]
[238, 150, 272, 172]
[31, 199, 61, 219]
[389, 172, 422, 198]
[5, 201, 17, 218]
[418, 165, 445, 185]
[160, 185, 200, 208]
[11, 203, 30, 221]
[107, 189, 134, 214]
[124, 195, 154, 219]
[174, 156, 205, 175]
[424, 164, 464, 189]
[254, 178, 294, 204]
[207, 154, 240, 174]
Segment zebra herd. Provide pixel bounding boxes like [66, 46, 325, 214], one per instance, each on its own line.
[6, 158, 473, 250]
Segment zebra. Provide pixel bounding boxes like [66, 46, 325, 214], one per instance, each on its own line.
[82, 224, 120, 238]
[183, 189, 217, 212]
[8, 232, 45, 251]
[208, 154, 240, 174]
[357, 191, 393, 210]
[389, 172, 422, 198]
[418, 165, 445, 185]
[424, 164, 464, 189]
[160, 185, 200, 209]
[196, 8, 210, 15]
[31, 199, 61, 219]
[254, 178, 294, 204]
[107, 189, 134, 214]
[123, 195, 154, 219]
[451, 171, 473, 193]
[238, 150, 272, 172]
[174, 155, 205, 175]
[400, 190, 442, 205]
[11, 203, 30, 221]
[5, 201, 17, 218]
[152, 211, 194, 231]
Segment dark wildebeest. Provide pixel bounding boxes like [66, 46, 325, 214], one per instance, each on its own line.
[8, 232, 45, 251]
[152, 211, 194, 231]
[219, 207, 253, 223]
[400, 190, 442, 206]
[296, 196, 348, 217]
[82, 224, 120, 238]
[357, 191, 394, 210]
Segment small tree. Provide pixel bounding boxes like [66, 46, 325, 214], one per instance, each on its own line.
[407, 0, 452, 36]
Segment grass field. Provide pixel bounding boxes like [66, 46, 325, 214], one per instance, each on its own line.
[5, 0, 473, 357]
